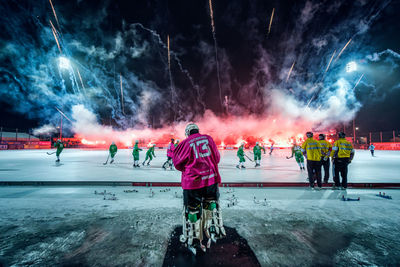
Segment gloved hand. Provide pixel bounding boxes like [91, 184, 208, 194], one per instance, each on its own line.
[324, 156, 328, 161]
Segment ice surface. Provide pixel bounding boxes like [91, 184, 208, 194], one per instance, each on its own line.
[0, 186, 399, 266]
[0, 149, 399, 183]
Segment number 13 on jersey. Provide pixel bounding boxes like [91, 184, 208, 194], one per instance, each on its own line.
[189, 139, 211, 159]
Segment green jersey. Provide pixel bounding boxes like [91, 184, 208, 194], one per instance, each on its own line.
[237, 146, 244, 157]
[109, 144, 117, 156]
[55, 141, 64, 156]
[253, 145, 265, 155]
[146, 146, 155, 156]
[132, 144, 142, 160]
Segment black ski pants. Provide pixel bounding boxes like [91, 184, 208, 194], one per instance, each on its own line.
[307, 160, 322, 188]
[333, 158, 350, 188]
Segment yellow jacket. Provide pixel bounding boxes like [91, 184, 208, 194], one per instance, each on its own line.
[301, 138, 322, 161]
[319, 140, 332, 157]
[330, 138, 354, 158]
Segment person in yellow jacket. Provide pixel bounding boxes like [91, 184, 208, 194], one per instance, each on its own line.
[330, 132, 355, 190]
[318, 134, 332, 184]
[301, 132, 322, 189]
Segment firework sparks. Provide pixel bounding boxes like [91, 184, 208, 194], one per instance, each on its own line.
[49, 20, 57, 35]
[268, 8, 275, 36]
[208, 0, 215, 34]
[120, 73, 125, 114]
[167, 35, 171, 69]
[49, 0, 61, 30]
[167, 34, 175, 111]
[286, 61, 295, 83]
[55, 107, 73, 123]
[335, 38, 352, 62]
[306, 95, 314, 108]
[51, 27, 62, 53]
[325, 50, 336, 73]
[352, 73, 364, 90]
[76, 68, 85, 91]
[208, 0, 223, 110]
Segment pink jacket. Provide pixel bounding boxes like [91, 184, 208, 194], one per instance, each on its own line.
[173, 133, 221, 190]
[167, 142, 174, 158]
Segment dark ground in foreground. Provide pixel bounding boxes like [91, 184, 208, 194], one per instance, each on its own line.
[0, 187, 400, 266]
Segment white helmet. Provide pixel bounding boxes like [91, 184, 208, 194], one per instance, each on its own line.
[185, 123, 199, 137]
[57, 139, 61, 142]
[176, 139, 180, 143]
[135, 140, 139, 144]
[256, 142, 259, 145]
[111, 141, 115, 145]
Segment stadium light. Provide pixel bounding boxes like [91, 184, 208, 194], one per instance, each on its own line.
[346, 61, 357, 73]
[58, 56, 71, 69]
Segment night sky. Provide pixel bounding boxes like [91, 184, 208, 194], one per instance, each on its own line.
[0, 0, 400, 135]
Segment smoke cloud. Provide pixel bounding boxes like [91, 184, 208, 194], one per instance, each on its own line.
[0, 0, 396, 144]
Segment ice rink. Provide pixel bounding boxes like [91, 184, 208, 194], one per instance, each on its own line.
[0, 148, 399, 183]
[0, 186, 399, 266]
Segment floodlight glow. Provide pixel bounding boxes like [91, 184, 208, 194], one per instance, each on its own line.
[58, 57, 71, 69]
[346, 61, 357, 73]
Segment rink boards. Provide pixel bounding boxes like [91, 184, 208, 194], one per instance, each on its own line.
[0, 148, 400, 188]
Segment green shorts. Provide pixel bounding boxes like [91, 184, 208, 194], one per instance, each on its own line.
[295, 154, 304, 163]
[238, 155, 245, 163]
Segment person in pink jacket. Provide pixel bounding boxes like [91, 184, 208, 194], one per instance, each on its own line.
[162, 138, 175, 170]
[173, 123, 226, 255]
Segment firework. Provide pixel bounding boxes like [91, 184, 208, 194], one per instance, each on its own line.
[49, 0, 61, 30]
[325, 50, 336, 73]
[306, 95, 314, 108]
[335, 38, 352, 62]
[76, 68, 85, 91]
[286, 61, 295, 83]
[120, 73, 125, 114]
[208, 0, 215, 34]
[268, 8, 275, 36]
[55, 107, 73, 123]
[208, 0, 223, 110]
[167, 35, 175, 111]
[51, 27, 62, 53]
[352, 73, 364, 90]
[167, 35, 171, 69]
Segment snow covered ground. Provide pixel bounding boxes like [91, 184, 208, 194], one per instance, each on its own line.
[0, 186, 399, 266]
[0, 149, 399, 183]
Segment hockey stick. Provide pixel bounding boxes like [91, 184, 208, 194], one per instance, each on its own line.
[244, 154, 254, 162]
[47, 151, 56, 155]
[103, 154, 110, 165]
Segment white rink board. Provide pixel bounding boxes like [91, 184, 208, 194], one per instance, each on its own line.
[0, 149, 399, 183]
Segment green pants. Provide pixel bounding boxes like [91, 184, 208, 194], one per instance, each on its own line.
[145, 154, 153, 161]
[110, 152, 117, 158]
[254, 153, 261, 161]
[295, 154, 304, 163]
[238, 155, 245, 163]
[56, 148, 63, 157]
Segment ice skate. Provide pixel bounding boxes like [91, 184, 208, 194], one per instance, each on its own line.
[236, 165, 240, 169]
[241, 165, 246, 169]
[110, 159, 114, 164]
[55, 159, 60, 163]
